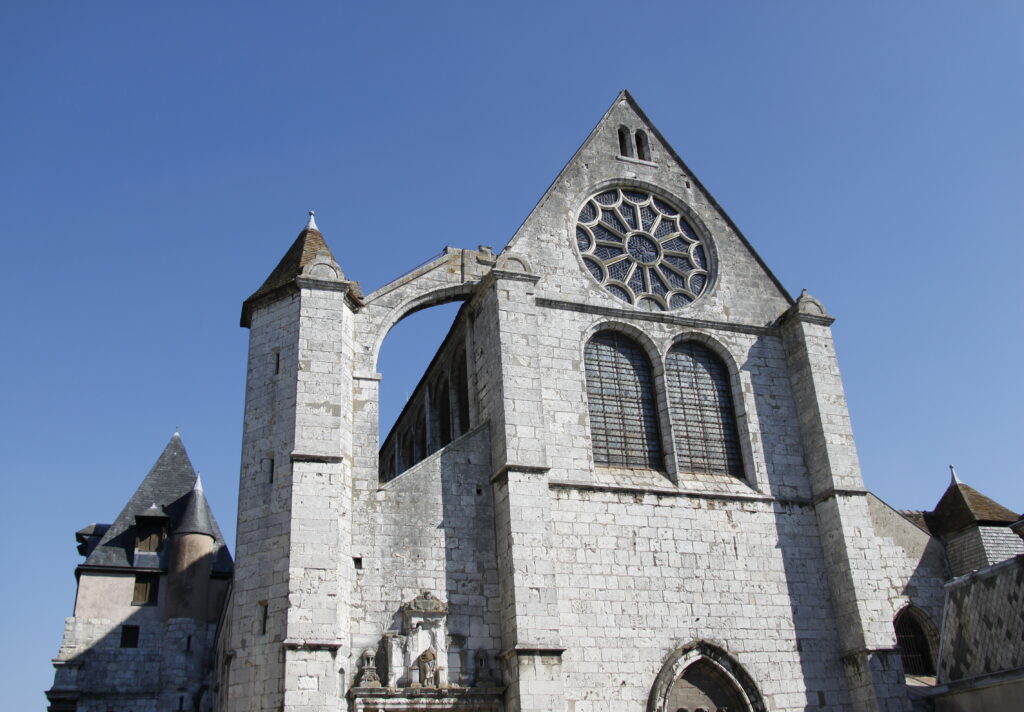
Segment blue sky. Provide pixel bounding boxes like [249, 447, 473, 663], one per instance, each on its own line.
[2, 2, 1022, 707]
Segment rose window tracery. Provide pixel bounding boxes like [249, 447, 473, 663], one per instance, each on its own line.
[575, 188, 712, 310]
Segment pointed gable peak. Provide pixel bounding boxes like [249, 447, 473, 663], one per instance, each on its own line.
[503, 90, 794, 319]
[82, 433, 233, 573]
[241, 211, 348, 326]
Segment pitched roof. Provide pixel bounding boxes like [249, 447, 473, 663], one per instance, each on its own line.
[82, 434, 232, 574]
[930, 478, 1020, 535]
[247, 224, 336, 302]
[241, 214, 348, 326]
[897, 510, 931, 533]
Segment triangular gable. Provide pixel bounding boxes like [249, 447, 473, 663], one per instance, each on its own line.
[502, 90, 794, 324]
[83, 434, 232, 574]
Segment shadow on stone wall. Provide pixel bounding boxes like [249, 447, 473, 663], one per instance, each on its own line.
[746, 336, 854, 710]
[47, 549, 220, 712]
[438, 431, 501, 686]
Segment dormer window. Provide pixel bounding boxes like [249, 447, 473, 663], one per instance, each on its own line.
[135, 520, 165, 552]
[134, 506, 168, 553]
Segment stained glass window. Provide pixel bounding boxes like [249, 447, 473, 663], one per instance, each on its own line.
[576, 188, 712, 310]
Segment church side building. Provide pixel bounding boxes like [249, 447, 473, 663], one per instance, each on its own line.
[47, 434, 233, 712]
[48, 91, 1022, 712]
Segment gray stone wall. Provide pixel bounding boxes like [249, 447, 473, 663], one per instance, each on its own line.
[866, 494, 946, 640]
[51, 604, 217, 712]
[547, 486, 852, 711]
[349, 424, 502, 681]
[225, 293, 301, 711]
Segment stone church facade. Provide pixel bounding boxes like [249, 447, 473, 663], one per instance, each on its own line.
[48, 92, 1023, 711]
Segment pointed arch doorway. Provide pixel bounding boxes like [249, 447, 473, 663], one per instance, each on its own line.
[649, 642, 767, 712]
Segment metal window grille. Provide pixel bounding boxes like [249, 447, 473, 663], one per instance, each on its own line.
[584, 331, 662, 469]
[666, 342, 743, 477]
[894, 610, 935, 676]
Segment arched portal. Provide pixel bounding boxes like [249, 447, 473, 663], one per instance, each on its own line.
[894, 606, 936, 676]
[649, 642, 766, 712]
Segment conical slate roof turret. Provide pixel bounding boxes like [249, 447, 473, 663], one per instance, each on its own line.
[175, 475, 217, 537]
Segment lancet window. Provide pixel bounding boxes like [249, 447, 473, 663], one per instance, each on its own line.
[666, 341, 743, 477]
[584, 331, 662, 469]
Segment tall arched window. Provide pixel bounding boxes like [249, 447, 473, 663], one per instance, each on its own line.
[635, 129, 651, 161]
[617, 126, 634, 158]
[584, 331, 662, 469]
[894, 608, 935, 676]
[430, 375, 452, 450]
[666, 341, 743, 477]
[452, 348, 469, 437]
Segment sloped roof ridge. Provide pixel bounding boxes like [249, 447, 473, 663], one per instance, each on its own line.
[82, 434, 232, 574]
[931, 477, 1020, 535]
[243, 222, 336, 306]
[501, 89, 794, 306]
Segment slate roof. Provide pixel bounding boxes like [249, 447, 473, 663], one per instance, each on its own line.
[929, 479, 1020, 536]
[240, 223, 337, 325]
[82, 434, 233, 575]
[897, 510, 931, 534]
[249, 224, 335, 301]
[177, 476, 217, 537]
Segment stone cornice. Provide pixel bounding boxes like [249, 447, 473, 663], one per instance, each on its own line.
[810, 488, 869, 506]
[498, 646, 566, 660]
[282, 638, 342, 652]
[536, 297, 777, 336]
[290, 452, 344, 464]
[490, 463, 550, 485]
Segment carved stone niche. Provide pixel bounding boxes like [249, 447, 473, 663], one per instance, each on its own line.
[350, 592, 504, 711]
[383, 591, 450, 689]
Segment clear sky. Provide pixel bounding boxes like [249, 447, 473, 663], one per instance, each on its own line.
[2, 2, 1022, 708]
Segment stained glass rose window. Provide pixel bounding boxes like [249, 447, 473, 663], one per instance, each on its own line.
[575, 188, 711, 310]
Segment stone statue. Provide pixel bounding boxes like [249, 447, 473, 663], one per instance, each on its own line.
[418, 647, 437, 688]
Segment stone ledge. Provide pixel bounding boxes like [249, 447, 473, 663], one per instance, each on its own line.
[282, 638, 342, 651]
[548, 478, 808, 505]
[350, 685, 505, 712]
[811, 487, 869, 506]
[536, 297, 777, 336]
[490, 463, 551, 485]
[498, 646, 565, 660]
[290, 452, 344, 464]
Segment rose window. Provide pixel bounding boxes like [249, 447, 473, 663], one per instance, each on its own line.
[575, 188, 711, 310]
